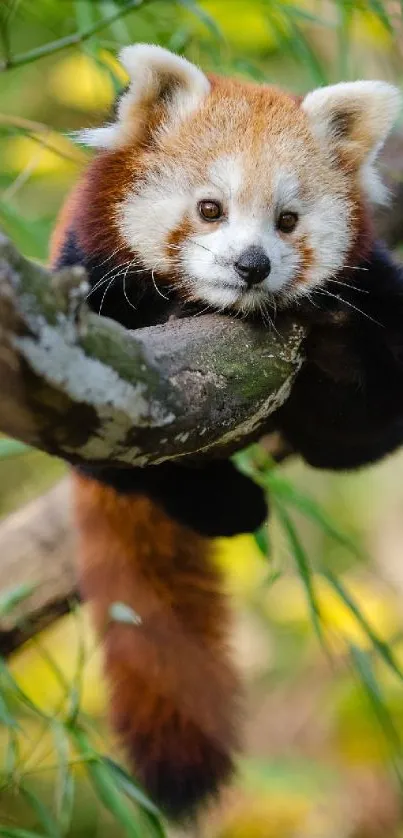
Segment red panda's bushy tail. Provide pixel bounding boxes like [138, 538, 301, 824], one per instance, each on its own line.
[73, 472, 240, 820]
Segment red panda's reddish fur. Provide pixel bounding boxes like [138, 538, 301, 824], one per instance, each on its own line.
[50, 68, 382, 820]
[50, 183, 241, 820]
[72, 474, 240, 818]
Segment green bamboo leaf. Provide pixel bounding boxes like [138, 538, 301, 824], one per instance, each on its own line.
[99, 0, 131, 43]
[69, 728, 145, 838]
[266, 474, 364, 560]
[276, 3, 332, 26]
[103, 758, 161, 819]
[3, 0, 148, 70]
[254, 525, 270, 557]
[52, 724, 75, 837]
[20, 787, 60, 838]
[265, 4, 328, 86]
[4, 727, 19, 778]
[0, 657, 50, 720]
[0, 691, 19, 729]
[274, 502, 326, 650]
[179, 0, 224, 42]
[349, 644, 403, 768]
[323, 570, 403, 682]
[366, 0, 393, 32]
[30, 637, 70, 696]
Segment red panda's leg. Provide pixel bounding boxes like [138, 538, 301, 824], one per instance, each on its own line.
[73, 472, 240, 820]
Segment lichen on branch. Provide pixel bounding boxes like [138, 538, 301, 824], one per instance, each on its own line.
[0, 232, 305, 466]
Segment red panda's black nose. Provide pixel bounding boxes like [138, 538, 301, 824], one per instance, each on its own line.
[234, 246, 271, 287]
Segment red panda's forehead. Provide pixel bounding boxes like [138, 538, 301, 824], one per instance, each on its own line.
[153, 80, 338, 199]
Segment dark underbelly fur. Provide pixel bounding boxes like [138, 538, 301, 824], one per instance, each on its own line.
[57, 229, 403, 535]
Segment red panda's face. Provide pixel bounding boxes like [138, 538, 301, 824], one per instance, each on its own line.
[78, 46, 400, 313]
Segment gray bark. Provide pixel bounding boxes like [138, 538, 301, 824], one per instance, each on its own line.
[0, 233, 305, 467]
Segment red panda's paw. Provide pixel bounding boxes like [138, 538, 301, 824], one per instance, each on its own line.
[114, 708, 236, 821]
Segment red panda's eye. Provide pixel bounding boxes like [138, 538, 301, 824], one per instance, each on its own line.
[277, 212, 299, 233]
[198, 200, 223, 221]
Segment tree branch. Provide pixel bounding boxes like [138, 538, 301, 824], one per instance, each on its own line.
[0, 0, 151, 71]
[0, 233, 305, 467]
[0, 480, 76, 656]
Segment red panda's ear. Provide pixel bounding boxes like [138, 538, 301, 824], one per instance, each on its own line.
[76, 44, 210, 150]
[302, 81, 401, 202]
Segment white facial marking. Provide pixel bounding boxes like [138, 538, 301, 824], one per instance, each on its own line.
[118, 150, 352, 311]
[178, 156, 351, 309]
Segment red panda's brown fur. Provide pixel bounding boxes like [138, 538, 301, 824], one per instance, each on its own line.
[50, 181, 241, 819]
[72, 473, 240, 818]
[50, 69, 383, 819]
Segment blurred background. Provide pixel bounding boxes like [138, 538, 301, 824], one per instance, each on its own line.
[2, 1, 403, 836]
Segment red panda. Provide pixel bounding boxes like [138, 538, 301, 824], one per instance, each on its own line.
[51, 44, 403, 820]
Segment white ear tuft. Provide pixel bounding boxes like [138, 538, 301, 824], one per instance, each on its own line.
[302, 81, 401, 203]
[73, 125, 120, 149]
[75, 44, 210, 152]
[119, 43, 210, 103]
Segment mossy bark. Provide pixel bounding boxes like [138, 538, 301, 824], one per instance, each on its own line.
[0, 232, 305, 467]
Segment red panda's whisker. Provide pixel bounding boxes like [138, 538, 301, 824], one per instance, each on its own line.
[91, 259, 143, 308]
[122, 266, 139, 313]
[189, 239, 214, 256]
[91, 245, 127, 271]
[151, 269, 170, 301]
[327, 278, 370, 294]
[85, 271, 124, 301]
[316, 288, 383, 327]
[98, 277, 117, 315]
[85, 260, 132, 298]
